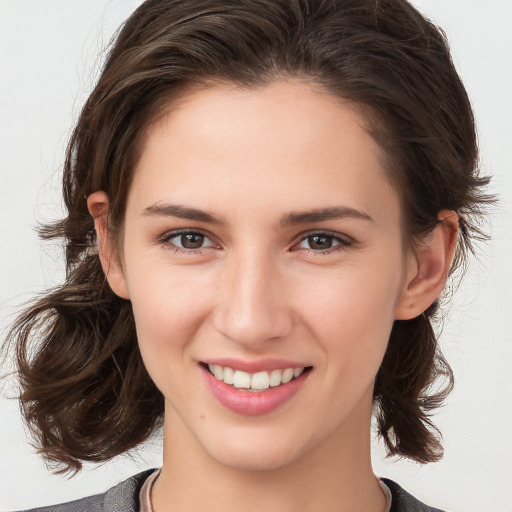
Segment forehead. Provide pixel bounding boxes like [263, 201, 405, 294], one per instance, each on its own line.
[129, 80, 400, 229]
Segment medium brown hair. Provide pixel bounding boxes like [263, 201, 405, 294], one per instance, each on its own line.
[7, 0, 491, 473]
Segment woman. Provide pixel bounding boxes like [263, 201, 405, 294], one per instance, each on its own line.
[4, 0, 493, 511]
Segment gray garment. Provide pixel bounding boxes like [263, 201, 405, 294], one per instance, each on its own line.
[13, 471, 445, 512]
[382, 479, 445, 512]
[14, 469, 154, 512]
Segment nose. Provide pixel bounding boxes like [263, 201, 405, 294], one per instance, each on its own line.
[212, 249, 293, 348]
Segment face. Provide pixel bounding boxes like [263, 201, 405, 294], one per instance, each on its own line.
[115, 80, 412, 471]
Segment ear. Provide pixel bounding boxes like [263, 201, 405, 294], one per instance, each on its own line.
[395, 210, 459, 320]
[87, 191, 130, 299]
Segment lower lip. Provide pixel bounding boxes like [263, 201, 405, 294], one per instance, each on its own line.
[201, 366, 310, 416]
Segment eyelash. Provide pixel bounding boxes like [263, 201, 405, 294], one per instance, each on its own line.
[294, 230, 354, 255]
[157, 229, 217, 255]
[156, 229, 353, 256]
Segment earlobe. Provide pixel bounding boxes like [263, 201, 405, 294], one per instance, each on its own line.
[87, 191, 130, 299]
[395, 210, 459, 320]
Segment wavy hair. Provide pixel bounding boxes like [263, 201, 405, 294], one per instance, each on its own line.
[6, 0, 491, 472]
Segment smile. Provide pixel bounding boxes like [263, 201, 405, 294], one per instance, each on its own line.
[207, 364, 305, 391]
[201, 362, 312, 415]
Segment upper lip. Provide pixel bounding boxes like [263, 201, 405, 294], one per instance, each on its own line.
[201, 358, 310, 373]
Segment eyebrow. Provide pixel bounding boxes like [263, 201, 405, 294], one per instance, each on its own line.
[142, 203, 373, 226]
[280, 206, 373, 226]
[143, 203, 224, 224]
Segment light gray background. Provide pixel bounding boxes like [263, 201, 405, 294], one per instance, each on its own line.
[1, 1, 511, 511]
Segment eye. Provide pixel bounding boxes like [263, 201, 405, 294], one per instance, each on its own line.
[160, 230, 216, 251]
[295, 231, 353, 253]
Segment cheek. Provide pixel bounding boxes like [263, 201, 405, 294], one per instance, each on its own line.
[300, 263, 400, 329]
[124, 258, 216, 385]
[296, 255, 404, 372]
[310, 293, 393, 377]
[125, 243, 215, 326]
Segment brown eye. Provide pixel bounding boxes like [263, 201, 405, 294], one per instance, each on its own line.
[295, 231, 352, 253]
[307, 235, 334, 250]
[163, 231, 215, 251]
[180, 233, 205, 249]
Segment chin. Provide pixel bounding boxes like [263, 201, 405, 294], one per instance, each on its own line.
[200, 425, 313, 472]
[210, 445, 298, 472]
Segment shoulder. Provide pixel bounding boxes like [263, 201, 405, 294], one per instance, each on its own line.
[383, 478, 446, 512]
[13, 472, 445, 512]
[12, 469, 157, 512]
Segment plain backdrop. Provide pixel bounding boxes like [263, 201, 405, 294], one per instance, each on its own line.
[1, 1, 511, 511]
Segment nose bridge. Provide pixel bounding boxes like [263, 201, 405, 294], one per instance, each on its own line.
[214, 245, 292, 346]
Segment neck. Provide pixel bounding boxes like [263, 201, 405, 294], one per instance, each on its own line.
[152, 401, 384, 512]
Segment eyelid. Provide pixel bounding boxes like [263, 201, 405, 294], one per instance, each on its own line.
[155, 228, 354, 254]
[157, 228, 220, 251]
[292, 230, 354, 252]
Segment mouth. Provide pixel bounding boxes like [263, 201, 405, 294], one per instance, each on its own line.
[200, 361, 313, 415]
[203, 363, 312, 392]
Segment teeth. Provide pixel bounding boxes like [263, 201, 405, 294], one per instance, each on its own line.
[208, 364, 306, 390]
[233, 370, 251, 389]
[223, 366, 234, 385]
[251, 371, 270, 390]
[269, 369, 282, 387]
[281, 368, 294, 384]
[213, 365, 223, 380]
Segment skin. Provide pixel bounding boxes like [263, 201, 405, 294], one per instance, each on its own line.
[89, 80, 458, 512]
